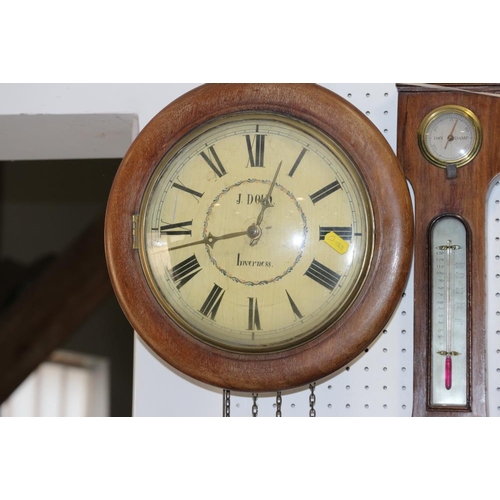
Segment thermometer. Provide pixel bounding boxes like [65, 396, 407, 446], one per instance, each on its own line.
[431, 216, 468, 407]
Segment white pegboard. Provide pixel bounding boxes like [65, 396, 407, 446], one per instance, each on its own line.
[487, 175, 500, 416]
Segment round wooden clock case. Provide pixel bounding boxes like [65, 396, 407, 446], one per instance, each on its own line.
[105, 84, 413, 392]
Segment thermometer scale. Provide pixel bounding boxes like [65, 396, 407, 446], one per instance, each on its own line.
[431, 216, 468, 407]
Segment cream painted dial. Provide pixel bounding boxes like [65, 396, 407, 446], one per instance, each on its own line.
[138, 113, 374, 353]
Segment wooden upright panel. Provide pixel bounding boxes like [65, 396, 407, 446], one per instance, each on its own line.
[397, 84, 500, 416]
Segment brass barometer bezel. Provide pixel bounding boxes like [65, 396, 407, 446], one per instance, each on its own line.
[417, 104, 482, 168]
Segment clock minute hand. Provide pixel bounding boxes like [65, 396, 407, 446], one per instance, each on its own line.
[250, 161, 282, 248]
[255, 160, 283, 228]
[168, 230, 248, 251]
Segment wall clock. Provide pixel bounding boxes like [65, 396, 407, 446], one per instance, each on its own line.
[105, 83, 413, 393]
[397, 83, 500, 416]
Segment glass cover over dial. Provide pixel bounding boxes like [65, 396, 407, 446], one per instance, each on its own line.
[138, 113, 374, 353]
[418, 105, 482, 168]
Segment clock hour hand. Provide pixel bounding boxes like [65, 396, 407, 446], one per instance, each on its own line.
[168, 230, 248, 251]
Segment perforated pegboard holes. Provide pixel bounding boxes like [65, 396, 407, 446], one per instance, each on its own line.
[487, 177, 500, 416]
[342, 86, 396, 150]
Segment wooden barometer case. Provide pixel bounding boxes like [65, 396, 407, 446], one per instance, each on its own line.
[105, 84, 413, 394]
[397, 84, 500, 417]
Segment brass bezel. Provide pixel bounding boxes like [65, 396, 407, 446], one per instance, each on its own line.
[417, 105, 482, 168]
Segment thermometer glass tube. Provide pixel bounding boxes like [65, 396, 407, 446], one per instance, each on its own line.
[430, 216, 468, 407]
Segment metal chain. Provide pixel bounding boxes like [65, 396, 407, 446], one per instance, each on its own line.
[309, 383, 316, 417]
[275, 391, 282, 417]
[252, 393, 258, 417]
[222, 390, 230, 417]
[222, 387, 316, 417]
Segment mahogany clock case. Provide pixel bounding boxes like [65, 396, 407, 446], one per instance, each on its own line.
[105, 84, 413, 393]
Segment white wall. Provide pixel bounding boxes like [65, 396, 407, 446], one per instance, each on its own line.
[0, 83, 202, 160]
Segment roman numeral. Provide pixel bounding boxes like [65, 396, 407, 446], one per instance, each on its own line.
[305, 259, 340, 291]
[288, 148, 307, 177]
[319, 226, 352, 241]
[247, 297, 262, 330]
[200, 146, 227, 178]
[285, 290, 303, 320]
[168, 255, 201, 289]
[155, 220, 193, 236]
[172, 182, 204, 200]
[199, 284, 225, 320]
[309, 181, 341, 204]
[246, 132, 265, 167]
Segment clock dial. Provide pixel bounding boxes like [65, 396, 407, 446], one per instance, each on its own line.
[139, 114, 373, 353]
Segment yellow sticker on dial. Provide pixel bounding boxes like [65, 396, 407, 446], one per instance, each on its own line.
[324, 231, 349, 255]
